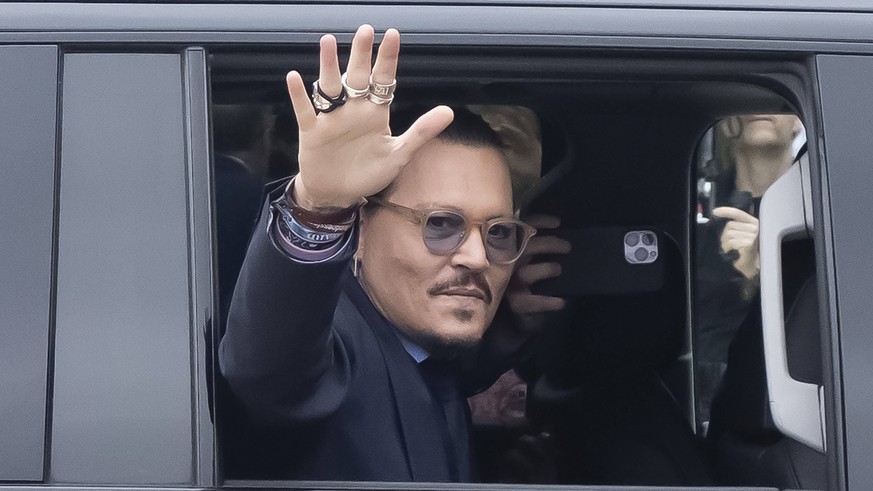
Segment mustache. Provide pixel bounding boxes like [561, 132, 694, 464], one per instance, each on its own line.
[427, 272, 493, 305]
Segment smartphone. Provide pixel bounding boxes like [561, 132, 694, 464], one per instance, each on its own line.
[529, 227, 666, 297]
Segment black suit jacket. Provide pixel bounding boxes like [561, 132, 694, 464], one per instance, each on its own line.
[218, 187, 473, 481]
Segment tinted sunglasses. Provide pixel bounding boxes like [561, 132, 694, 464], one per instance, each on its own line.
[366, 196, 536, 265]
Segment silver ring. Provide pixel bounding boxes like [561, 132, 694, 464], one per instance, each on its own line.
[369, 77, 396, 99]
[366, 92, 393, 105]
[311, 80, 346, 113]
[341, 73, 369, 99]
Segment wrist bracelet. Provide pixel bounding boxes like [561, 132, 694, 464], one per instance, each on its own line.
[286, 178, 360, 233]
[284, 213, 346, 244]
[292, 214, 356, 234]
[276, 211, 345, 252]
[272, 182, 357, 250]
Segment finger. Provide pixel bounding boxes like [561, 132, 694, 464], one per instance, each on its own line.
[713, 206, 757, 223]
[345, 24, 375, 91]
[723, 229, 758, 242]
[371, 28, 400, 85]
[722, 230, 758, 246]
[523, 214, 560, 229]
[286, 71, 316, 130]
[733, 229, 758, 239]
[522, 235, 571, 256]
[723, 220, 758, 234]
[509, 294, 566, 315]
[726, 238, 754, 251]
[516, 262, 561, 286]
[721, 237, 754, 252]
[393, 105, 454, 159]
[317, 34, 342, 98]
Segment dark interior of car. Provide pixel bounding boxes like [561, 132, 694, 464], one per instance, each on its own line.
[208, 45, 825, 487]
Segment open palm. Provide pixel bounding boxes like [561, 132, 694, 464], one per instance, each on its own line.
[285, 25, 454, 211]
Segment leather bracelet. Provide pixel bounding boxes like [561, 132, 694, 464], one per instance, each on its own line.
[292, 211, 356, 234]
[285, 178, 359, 233]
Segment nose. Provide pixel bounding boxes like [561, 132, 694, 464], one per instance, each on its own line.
[450, 227, 489, 271]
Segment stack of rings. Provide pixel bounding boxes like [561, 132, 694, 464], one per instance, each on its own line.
[310, 73, 397, 113]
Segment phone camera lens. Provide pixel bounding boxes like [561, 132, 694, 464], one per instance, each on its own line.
[634, 247, 649, 261]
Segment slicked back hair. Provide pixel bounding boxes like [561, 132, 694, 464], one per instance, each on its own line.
[391, 106, 504, 151]
[365, 106, 508, 203]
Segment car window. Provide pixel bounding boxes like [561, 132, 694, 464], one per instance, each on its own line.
[693, 115, 807, 431]
[692, 115, 827, 488]
[50, 52, 193, 484]
[209, 45, 829, 489]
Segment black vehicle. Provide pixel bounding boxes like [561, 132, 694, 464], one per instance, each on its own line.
[2, 2, 872, 490]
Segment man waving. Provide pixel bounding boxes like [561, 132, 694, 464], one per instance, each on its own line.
[219, 25, 566, 482]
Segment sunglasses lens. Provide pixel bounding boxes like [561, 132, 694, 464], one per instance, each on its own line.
[423, 212, 466, 253]
[485, 221, 527, 263]
[422, 212, 531, 263]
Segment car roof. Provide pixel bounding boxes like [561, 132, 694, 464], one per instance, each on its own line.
[13, 0, 873, 11]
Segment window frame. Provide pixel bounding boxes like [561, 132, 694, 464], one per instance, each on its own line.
[0, 43, 59, 483]
[207, 39, 835, 490]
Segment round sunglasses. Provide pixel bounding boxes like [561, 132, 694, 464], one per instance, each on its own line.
[366, 196, 536, 264]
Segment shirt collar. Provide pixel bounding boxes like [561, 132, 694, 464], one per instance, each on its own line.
[397, 333, 430, 364]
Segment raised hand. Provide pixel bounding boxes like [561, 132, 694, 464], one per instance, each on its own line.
[506, 215, 570, 331]
[481, 215, 570, 359]
[284, 25, 454, 211]
[713, 206, 760, 279]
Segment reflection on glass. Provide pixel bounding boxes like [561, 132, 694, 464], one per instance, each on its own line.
[693, 114, 804, 431]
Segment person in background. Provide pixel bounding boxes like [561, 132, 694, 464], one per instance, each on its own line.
[695, 113, 803, 427]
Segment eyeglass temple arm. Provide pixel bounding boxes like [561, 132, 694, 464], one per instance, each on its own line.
[364, 196, 425, 223]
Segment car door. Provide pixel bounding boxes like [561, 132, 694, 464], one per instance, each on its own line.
[2, 2, 870, 491]
[815, 54, 873, 491]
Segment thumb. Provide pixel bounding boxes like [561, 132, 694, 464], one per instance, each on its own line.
[393, 105, 454, 160]
[712, 206, 756, 223]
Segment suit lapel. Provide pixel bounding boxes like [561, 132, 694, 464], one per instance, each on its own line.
[342, 273, 456, 482]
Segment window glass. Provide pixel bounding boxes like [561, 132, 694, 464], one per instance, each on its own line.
[211, 49, 821, 489]
[51, 53, 192, 484]
[693, 114, 806, 431]
[692, 114, 828, 488]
